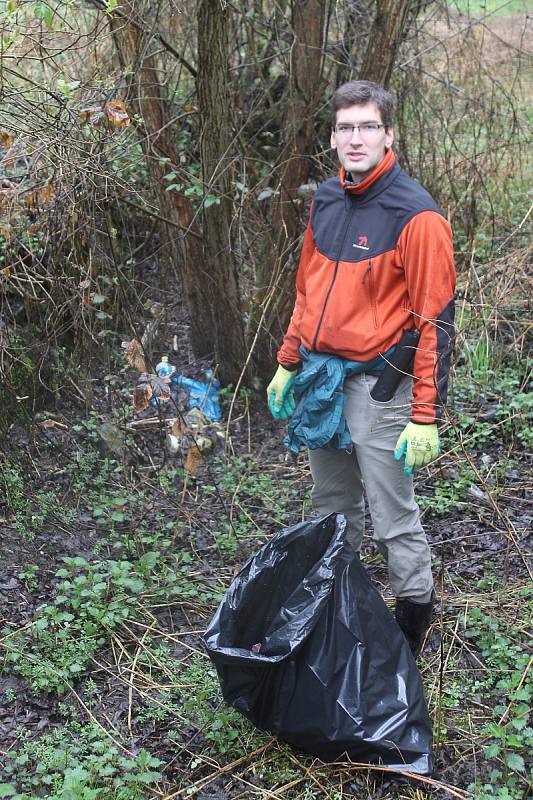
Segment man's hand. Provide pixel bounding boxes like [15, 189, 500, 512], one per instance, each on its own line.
[394, 422, 440, 475]
[267, 365, 296, 420]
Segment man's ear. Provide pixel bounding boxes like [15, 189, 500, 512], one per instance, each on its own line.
[385, 126, 394, 149]
[330, 129, 337, 150]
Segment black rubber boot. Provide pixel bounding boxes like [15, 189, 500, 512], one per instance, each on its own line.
[395, 595, 434, 658]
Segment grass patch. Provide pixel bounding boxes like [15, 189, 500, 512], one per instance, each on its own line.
[448, 0, 531, 16]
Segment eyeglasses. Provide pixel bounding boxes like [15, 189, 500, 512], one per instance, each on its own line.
[335, 123, 386, 139]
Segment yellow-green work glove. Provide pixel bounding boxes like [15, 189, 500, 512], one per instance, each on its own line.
[267, 365, 296, 420]
[394, 422, 440, 475]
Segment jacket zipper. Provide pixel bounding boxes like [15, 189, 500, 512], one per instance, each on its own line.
[312, 199, 355, 350]
[362, 261, 378, 328]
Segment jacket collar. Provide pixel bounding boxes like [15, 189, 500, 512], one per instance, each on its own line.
[340, 148, 397, 197]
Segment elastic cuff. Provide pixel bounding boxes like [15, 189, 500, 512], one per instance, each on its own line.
[278, 361, 300, 372]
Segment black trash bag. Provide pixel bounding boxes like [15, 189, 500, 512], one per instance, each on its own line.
[203, 513, 433, 775]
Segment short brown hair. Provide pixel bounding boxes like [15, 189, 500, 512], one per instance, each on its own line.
[332, 81, 396, 129]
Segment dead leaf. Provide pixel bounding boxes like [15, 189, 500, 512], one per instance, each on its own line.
[80, 106, 105, 128]
[0, 130, 14, 149]
[105, 99, 130, 128]
[171, 417, 187, 438]
[150, 375, 171, 402]
[25, 181, 54, 211]
[133, 382, 153, 413]
[185, 444, 203, 474]
[38, 418, 67, 430]
[122, 339, 146, 372]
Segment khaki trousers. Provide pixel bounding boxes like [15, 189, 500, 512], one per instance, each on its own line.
[308, 373, 434, 601]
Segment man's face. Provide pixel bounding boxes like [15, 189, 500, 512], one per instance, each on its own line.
[330, 102, 394, 180]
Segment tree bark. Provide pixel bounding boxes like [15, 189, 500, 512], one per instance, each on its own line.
[358, 0, 416, 87]
[253, 0, 327, 378]
[108, 0, 213, 357]
[196, 0, 246, 385]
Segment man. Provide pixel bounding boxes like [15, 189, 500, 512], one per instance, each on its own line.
[267, 80, 455, 658]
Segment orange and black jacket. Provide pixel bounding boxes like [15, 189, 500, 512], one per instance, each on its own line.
[277, 149, 456, 424]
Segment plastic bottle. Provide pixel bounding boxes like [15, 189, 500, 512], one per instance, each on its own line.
[149, 355, 176, 407]
[155, 355, 176, 381]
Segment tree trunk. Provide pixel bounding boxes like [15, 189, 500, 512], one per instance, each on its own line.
[359, 0, 416, 87]
[196, 0, 246, 385]
[108, 0, 213, 357]
[253, 0, 327, 378]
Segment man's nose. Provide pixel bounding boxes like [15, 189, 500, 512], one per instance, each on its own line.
[349, 126, 364, 143]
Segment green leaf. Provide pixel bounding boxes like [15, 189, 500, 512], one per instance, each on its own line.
[68, 557, 88, 568]
[91, 293, 106, 304]
[137, 551, 158, 570]
[511, 714, 528, 731]
[203, 194, 220, 208]
[484, 743, 500, 758]
[0, 785, 17, 798]
[111, 511, 124, 522]
[505, 752, 525, 771]
[134, 770, 163, 782]
[34, 2, 54, 29]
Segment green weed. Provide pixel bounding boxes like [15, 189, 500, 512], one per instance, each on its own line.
[2, 462, 29, 517]
[178, 654, 269, 759]
[0, 721, 162, 798]
[2, 541, 211, 695]
[18, 564, 39, 592]
[464, 606, 532, 799]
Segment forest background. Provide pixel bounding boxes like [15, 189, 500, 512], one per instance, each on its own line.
[0, 0, 531, 798]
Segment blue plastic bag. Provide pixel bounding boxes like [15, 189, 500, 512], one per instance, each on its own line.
[171, 370, 222, 421]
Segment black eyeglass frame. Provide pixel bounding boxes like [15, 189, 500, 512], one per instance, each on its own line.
[334, 123, 387, 135]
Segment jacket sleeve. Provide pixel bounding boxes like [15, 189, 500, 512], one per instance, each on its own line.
[398, 210, 456, 424]
[276, 211, 315, 368]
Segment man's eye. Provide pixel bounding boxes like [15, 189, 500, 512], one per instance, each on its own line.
[338, 125, 352, 133]
[362, 124, 378, 131]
